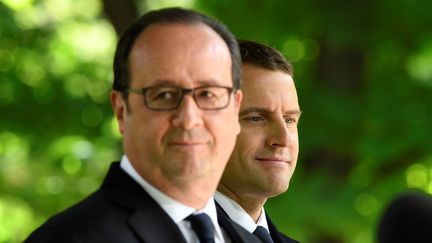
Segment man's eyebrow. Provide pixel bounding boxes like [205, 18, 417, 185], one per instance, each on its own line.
[239, 107, 269, 117]
[147, 80, 180, 87]
[239, 107, 302, 117]
[145, 79, 222, 88]
[287, 109, 302, 116]
[196, 79, 220, 86]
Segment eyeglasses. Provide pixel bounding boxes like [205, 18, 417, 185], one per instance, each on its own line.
[126, 85, 235, 111]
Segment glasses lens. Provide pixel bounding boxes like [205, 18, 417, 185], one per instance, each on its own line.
[194, 87, 230, 109]
[145, 86, 182, 109]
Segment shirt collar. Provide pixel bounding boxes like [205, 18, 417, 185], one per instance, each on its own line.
[120, 155, 224, 240]
[214, 191, 269, 233]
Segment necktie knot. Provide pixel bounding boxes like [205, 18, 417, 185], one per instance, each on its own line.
[186, 213, 215, 243]
[253, 225, 274, 243]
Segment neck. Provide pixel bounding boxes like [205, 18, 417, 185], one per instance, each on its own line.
[157, 178, 217, 209]
[217, 183, 267, 222]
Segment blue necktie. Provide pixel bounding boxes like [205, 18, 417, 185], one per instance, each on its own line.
[186, 213, 215, 243]
[253, 226, 274, 243]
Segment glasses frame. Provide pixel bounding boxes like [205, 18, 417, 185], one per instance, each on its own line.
[125, 85, 236, 111]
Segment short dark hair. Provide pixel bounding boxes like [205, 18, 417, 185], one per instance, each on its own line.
[238, 39, 293, 76]
[112, 7, 241, 93]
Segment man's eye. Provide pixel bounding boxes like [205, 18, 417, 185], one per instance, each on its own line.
[155, 91, 175, 100]
[150, 89, 178, 101]
[285, 117, 296, 124]
[197, 90, 216, 99]
[243, 115, 265, 123]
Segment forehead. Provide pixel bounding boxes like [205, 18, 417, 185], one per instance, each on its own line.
[129, 23, 232, 87]
[241, 64, 299, 110]
[134, 22, 223, 52]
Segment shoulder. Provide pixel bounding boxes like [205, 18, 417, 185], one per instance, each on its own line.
[24, 190, 125, 242]
[24, 162, 151, 242]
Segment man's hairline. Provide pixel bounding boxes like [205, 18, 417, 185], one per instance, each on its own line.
[241, 62, 293, 77]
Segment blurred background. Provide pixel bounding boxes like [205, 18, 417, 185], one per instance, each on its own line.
[1, 0, 432, 242]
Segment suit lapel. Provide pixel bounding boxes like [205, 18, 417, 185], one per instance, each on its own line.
[266, 214, 298, 243]
[267, 215, 284, 243]
[215, 202, 229, 217]
[216, 199, 296, 243]
[101, 162, 187, 243]
[128, 206, 187, 243]
[216, 202, 263, 243]
[217, 207, 246, 242]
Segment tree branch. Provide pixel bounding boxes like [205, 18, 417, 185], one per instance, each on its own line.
[101, 0, 141, 36]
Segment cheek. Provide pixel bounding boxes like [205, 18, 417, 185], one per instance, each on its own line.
[236, 130, 262, 157]
[288, 130, 299, 154]
[288, 128, 299, 141]
[225, 146, 249, 179]
[212, 112, 241, 147]
[133, 114, 170, 145]
[150, 119, 172, 144]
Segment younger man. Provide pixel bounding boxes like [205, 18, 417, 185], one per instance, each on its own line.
[216, 40, 301, 243]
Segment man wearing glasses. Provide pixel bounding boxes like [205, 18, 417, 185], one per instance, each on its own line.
[25, 8, 260, 243]
[215, 40, 301, 243]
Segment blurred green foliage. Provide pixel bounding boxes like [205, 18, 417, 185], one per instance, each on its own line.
[1, 0, 432, 242]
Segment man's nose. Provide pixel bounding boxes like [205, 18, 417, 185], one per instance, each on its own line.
[266, 119, 292, 147]
[171, 94, 204, 130]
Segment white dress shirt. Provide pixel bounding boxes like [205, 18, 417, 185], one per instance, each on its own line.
[120, 155, 229, 243]
[214, 191, 270, 234]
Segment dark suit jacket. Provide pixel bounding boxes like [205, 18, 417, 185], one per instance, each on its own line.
[216, 202, 299, 243]
[266, 214, 299, 243]
[24, 162, 261, 243]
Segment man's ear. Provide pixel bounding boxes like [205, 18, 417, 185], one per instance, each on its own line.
[111, 91, 125, 135]
[233, 90, 242, 135]
[234, 89, 243, 112]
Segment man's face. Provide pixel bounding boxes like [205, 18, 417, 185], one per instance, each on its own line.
[112, 23, 241, 188]
[220, 64, 300, 199]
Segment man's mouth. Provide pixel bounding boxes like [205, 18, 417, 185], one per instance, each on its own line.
[255, 157, 290, 164]
[168, 141, 206, 146]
